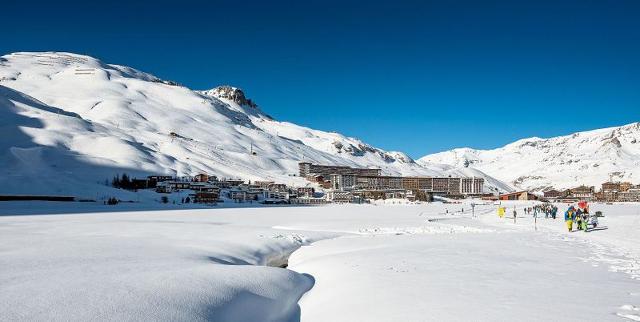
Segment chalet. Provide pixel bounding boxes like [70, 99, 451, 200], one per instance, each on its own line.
[296, 187, 315, 197]
[189, 182, 220, 193]
[263, 191, 290, 201]
[543, 189, 565, 199]
[618, 188, 640, 202]
[192, 191, 220, 204]
[498, 191, 539, 201]
[601, 182, 621, 193]
[597, 181, 640, 202]
[147, 175, 173, 188]
[290, 197, 328, 205]
[568, 185, 595, 200]
[193, 174, 210, 182]
[156, 181, 190, 193]
[246, 187, 264, 200]
[384, 189, 411, 200]
[216, 179, 245, 188]
[481, 195, 499, 201]
[267, 183, 288, 192]
[620, 182, 634, 192]
[224, 179, 244, 186]
[148, 175, 173, 182]
[309, 175, 325, 184]
[325, 190, 354, 203]
[131, 178, 149, 190]
[254, 181, 275, 189]
[228, 189, 248, 202]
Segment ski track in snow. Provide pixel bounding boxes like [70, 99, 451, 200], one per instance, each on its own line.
[618, 304, 640, 322]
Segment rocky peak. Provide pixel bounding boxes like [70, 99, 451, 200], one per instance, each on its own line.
[203, 85, 258, 108]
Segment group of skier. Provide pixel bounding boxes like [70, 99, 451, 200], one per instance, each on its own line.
[523, 204, 558, 219]
[563, 203, 595, 232]
[497, 201, 599, 233]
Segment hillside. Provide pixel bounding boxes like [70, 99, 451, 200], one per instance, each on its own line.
[418, 123, 640, 191]
[0, 52, 511, 199]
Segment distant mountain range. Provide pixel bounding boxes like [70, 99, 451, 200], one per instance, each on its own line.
[419, 122, 640, 191]
[0, 52, 512, 198]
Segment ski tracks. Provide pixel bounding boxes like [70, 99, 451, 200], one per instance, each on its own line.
[554, 232, 640, 321]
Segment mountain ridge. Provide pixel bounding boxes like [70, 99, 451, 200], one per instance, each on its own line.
[419, 122, 640, 191]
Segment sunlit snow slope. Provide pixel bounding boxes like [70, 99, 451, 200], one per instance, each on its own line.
[419, 123, 640, 191]
[0, 52, 510, 198]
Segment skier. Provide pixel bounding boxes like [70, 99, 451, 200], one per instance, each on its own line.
[575, 208, 583, 231]
[545, 205, 550, 218]
[564, 207, 575, 232]
[551, 206, 557, 219]
[580, 208, 589, 231]
[497, 207, 505, 218]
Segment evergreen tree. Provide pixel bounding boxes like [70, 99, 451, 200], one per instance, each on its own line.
[112, 175, 120, 188]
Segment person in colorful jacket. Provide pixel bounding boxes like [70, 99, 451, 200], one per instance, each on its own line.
[564, 207, 575, 232]
[575, 208, 583, 230]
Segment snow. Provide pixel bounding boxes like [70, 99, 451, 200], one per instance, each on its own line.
[288, 202, 640, 321]
[0, 51, 508, 200]
[1, 202, 639, 321]
[418, 122, 640, 191]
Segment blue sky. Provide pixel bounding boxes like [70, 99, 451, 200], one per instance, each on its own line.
[2, 0, 640, 157]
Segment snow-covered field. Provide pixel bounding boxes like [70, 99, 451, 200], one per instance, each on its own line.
[1, 202, 638, 321]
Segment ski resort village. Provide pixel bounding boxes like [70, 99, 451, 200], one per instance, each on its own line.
[97, 162, 486, 206]
[1, 50, 640, 322]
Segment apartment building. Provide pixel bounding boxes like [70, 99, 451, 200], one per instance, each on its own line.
[602, 182, 621, 193]
[543, 189, 566, 199]
[448, 177, 461, 195]
[620, 182, 634, 192]
[569, 185, 595, 200]
[296, 187, 315, 197]
[325, 190, 354, 203]
[460, 177, 484, 195]
[618, 188, 640, 202]
[330, 174, 357, 191]
[299, 162, 382, 178]
[432, 178, 450, 194]
[354, 176, 403, 190]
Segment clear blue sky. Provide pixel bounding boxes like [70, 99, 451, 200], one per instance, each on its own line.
[3, 0, 640, 157]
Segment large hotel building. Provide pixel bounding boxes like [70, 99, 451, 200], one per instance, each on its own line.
[299, 162, 484, 196]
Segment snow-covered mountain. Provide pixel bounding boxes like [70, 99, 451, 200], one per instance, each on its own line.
[0, 52, 510, 198]
[418, 123, 640, 191]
